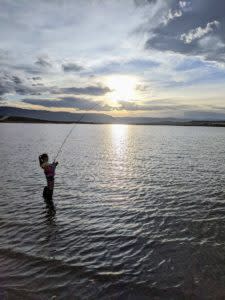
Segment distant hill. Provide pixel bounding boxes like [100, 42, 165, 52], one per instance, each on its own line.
[0, 106, 114, 123]
[0, 106, 225, 127]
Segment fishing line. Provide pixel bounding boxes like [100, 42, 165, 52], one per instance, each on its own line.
[54, 102, 100, 161]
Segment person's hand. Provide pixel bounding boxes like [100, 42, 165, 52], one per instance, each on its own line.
[53, 160, 58, 166]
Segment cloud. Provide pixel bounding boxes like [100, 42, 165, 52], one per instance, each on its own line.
[55, 85, 111, 96]
[14, 56, 53, 75]
[136, 84, 149, 91]
[143, 0, 225, 63]
[0, 73, 22, 95]
[15, 64, 43, 75]
[15, 57, 53, 75]
[0, 68, 110, 98]
[35, 56, 52, 68]
[12, 75, 22, 84]
[116, 100, 190, 111]
[62, 63, 84, 72]
[184, 110, 225, 120]
[92, 58, 159, 75]
[21, 97, 190, 113]
[180, 21, 220, 44]
[32, 76, 42, 80]
[22, 96, 110, 110]
[115, 100, 225, 120]
[21, 97, 188, 112]
[134, 0, 158, 6]
[17, 96, 225, 120]
[0, 72, 45, 96]
[164, 9, 182, 25]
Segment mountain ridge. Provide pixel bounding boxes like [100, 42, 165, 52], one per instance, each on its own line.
[1, 106, 225, 127]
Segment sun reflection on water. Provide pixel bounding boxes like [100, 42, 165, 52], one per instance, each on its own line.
[111, 124, 128, 157]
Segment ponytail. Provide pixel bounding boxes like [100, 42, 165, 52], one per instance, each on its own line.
[39, 153, 48, 167]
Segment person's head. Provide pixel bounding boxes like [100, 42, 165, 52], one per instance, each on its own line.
[39, 153, 49, 164]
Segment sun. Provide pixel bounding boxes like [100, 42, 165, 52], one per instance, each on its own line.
[106, 75, 138, 102]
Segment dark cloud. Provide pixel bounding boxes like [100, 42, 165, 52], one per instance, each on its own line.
[35, 56, 52, 68]
[22, 97, 172, 111]
[144, 0, 225, 63]
[184, 110, 225, 120]
[20, 96, 225, 119]
[15, 86, 40, 95]
[0, 73, 16, 95]
[14, 56, 52, 75]
[16, 57, 52, 75]
[0, 71, 110, 98]
[0, 72, 45, 96]
[22, 96, 110, 110]
[12, 75, 22, 84]
[62, 63, 84, 72]
[136, 84, 149, 91]
[0, 83, 10, 96]
[55, 85, 111, 96]
[32, 83, 44, 86]
[116, 100, 190, 111]
[15, 64, 43, 75]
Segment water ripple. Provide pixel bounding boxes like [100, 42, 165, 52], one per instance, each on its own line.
[1, 124, 225, 299]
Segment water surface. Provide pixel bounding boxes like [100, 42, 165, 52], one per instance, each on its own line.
[0, 124, 225, 299]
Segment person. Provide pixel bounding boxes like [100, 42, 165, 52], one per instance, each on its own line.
[39, 153, 58, 202]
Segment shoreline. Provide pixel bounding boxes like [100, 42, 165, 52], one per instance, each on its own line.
[1, 120, 225, 127]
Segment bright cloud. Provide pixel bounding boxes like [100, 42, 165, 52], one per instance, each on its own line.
[180, 21, 220, 44]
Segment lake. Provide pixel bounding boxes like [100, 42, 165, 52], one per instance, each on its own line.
[0, 124, 225, 299]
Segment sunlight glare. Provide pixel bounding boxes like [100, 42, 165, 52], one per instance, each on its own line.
[106, 75, 138, 102]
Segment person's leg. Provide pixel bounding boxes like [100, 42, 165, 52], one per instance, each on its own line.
[43, 186, 48, 199]
[44, 189, 56, 215]
[43, 186, 53, 201]
[48, 188, 53, 200]
[46, 179, 54, 201]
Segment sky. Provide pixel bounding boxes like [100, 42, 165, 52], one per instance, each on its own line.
[0, 0, 225, 119]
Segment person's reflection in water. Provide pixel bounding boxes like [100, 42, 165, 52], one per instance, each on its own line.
[44, 197, 56, 222]
[43, 203, 59, 263]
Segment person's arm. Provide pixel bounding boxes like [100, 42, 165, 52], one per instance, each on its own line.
[53, 161, 59, 168]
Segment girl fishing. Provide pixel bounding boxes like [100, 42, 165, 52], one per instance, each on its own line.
[38, 103, 97, 206]
[39, 153, 58, 202]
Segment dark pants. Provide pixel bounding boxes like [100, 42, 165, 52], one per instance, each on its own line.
[43, 178, 55, 213]
[43, 186, 55, 216]
[43, 186, 53, 201]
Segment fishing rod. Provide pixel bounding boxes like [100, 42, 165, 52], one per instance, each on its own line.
[54, 102, 100, 161]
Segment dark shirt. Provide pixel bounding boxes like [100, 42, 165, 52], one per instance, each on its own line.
[42, 162, 58, 190]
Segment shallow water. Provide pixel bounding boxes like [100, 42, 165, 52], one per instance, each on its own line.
[1, 124, 225, 299]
